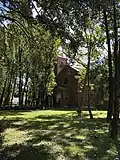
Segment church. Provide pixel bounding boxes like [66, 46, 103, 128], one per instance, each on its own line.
[54, 56, 80, 108]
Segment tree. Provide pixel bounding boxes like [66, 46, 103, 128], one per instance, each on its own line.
[103, 9, 113, 120]
[0, 13, 59, 109]
[110, 0, 119, 139]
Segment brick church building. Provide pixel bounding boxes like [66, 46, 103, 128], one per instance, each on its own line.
[54, 56, 80, 107]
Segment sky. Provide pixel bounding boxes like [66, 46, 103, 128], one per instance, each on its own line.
[0, 1, 9, 12]
[0, 1, 39, 17]
[0, 1, 38, 26]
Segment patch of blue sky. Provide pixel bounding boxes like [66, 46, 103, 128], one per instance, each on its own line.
[0, 1, 9, 12]
[0, 2, 9, 26]
[97, 52, 107, 64]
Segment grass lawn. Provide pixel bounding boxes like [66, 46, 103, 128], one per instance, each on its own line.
[0, 110, 120, 160]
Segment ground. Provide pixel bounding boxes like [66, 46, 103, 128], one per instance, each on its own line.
[0, 110, 120, 160]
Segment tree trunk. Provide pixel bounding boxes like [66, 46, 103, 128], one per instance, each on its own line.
[53, 88, 57, 107]
[77, 72, 87, 116]
[21, 71, 29, 106]
[103, 10, 113, 120]
[111, 0, 119, 139]
[87, 46, 93, 119]
[36, 83, 42, 108]
[32, 78, 36, 108]
[3, 68, 13, 107]
[10, 76, 17, 107]
[19, 46, 22, 107]
[0, 76, 7, 108]
[25, 85, 28, 108]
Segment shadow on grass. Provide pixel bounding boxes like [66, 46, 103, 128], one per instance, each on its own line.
[0, 143, 56, 160]
[1, 111, 120, 160]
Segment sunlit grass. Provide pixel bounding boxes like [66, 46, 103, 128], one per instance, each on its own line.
[0, 110, 119, 160]
[0, 110, 75, 120]
[3, 128, 30, 146]
[81, 110, 107, 118]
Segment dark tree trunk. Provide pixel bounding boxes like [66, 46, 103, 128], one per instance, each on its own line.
[53, 64, 57, 108]
[87, 46, 93, 119]
[19, 47, 22, 107]
[36, 84, 42, 108]
[53, 88, 57, 107]
[111, 0, 119, 139]
[0, 76, 7, 108]
[32, 78, 36, 108]
[45, 95, 49, 109]
[103, 10, 113, 120]
[10, 76, 17, 107]
[36, 91, 41, 108]
[3, 68, 13, 107]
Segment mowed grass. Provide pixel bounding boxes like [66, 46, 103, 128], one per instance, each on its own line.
[0, 110, 120, 160]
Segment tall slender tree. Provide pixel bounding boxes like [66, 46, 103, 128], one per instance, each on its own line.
[111, 0, 119, 139]
[103, 10, 113, 120]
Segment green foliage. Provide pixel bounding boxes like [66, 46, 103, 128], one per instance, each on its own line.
[0, 14, 60, 107]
